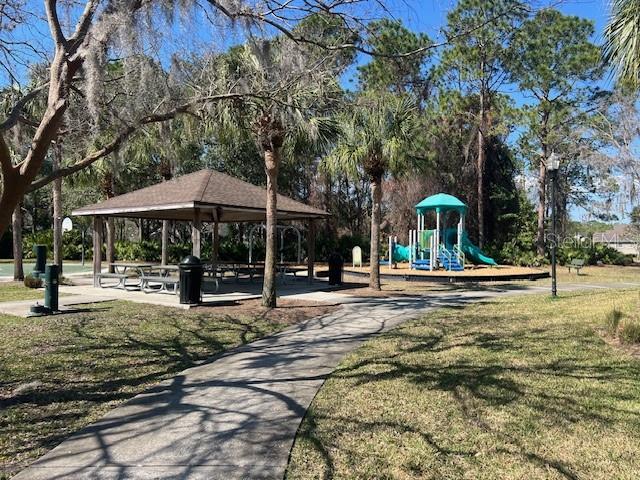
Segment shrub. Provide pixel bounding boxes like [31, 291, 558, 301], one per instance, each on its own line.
[24, 274, 42, 289]
[114, 240, 161, 262]
[558, 241, 631, 266]
[620, 319, 640, 344]
[604, 308, 623, 335]
[23, 228, 88, 261]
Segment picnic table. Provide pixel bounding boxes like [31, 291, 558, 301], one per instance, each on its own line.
[134, 264, 181, 294]
[110, 262, 156, 275]
[95, 263, 156, 289]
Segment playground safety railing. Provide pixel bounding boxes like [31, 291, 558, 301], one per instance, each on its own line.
[453, 244, 465, 269]
[439, 244, 453, 271]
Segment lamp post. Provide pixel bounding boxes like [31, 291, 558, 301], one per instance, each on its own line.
[547, 152, 560, 297]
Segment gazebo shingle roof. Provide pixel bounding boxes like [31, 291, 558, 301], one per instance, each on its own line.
[72, 169, 329, 222]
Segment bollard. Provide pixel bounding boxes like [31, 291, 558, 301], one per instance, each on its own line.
[33, 245, 47, 278]
[44, 264, 59, 312]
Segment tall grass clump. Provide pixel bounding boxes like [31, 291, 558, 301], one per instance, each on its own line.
[604, 294, 640, 344]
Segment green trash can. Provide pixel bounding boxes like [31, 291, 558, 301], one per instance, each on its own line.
[179, 256, 203, 305]
[44, 264, 59, 312]
[33, 245, 47, 278]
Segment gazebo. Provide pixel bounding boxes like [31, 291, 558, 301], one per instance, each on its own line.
[72, 169, 329, 286]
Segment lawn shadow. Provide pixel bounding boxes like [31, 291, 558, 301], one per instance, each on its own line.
[292, 305, 640, 480]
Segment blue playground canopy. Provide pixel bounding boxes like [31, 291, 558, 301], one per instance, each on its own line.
[415, 193, 467, 215]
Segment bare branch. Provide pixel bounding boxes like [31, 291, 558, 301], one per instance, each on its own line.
[44, 0, 67, 47]
[27, 91, 277, 190]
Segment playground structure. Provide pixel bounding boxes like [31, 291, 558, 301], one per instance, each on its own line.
[387, 193, 497, 272]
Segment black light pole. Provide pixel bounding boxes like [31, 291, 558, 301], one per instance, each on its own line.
[548, 153, 560, 297]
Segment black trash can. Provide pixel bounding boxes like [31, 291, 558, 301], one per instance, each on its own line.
[179, 255, 203, 305]
[44, 264, 59, 312]
[328, 252, 344, 286]
[33, 245, 47, 278]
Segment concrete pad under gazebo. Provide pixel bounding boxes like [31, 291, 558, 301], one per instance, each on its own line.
[72, 169, 329, 289]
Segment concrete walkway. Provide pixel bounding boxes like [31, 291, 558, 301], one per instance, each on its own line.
[12, 283, 638, 479]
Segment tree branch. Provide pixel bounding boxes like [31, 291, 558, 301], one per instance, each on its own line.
[0, 83, 49, 131]
[45, 0, 67, 47]
[0, 134, 14, 176]
[68, 0, 99, 53]
[27, 91, 274, 191]
[207, 0, 529, 58]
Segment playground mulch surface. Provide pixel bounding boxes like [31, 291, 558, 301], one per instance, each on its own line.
[344, 264, 546, 278]
[287, 287, 640, 480]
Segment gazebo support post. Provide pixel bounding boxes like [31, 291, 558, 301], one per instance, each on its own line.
[92, 216, 103, 287]
[106, 217, 115, 273]
[307, 219, 316, 284]
[212, 220, 219, 264]
[192, 209, 202, 258]
[161, 220, 169, 265]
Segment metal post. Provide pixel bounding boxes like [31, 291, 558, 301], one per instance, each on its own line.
[92, 216, 102, 287]
[307, 220, 315, 284]
[551, 170, 558, 297]
[81, 229, 85, 266]
[192, 209, 201, 258]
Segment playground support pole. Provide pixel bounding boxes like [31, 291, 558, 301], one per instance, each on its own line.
[457, 214, 464, 251]
[409, 230, 413, 269]
[429, 234, 434, 271]
[435, 209, 441, 268]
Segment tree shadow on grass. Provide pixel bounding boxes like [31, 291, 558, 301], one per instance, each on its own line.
[290, 312, 640, 480]
[0, 302, 296, 476]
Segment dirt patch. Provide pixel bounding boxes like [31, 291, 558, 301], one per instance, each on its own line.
[599, 330, 640, 359]
[197, 298, 340, 325]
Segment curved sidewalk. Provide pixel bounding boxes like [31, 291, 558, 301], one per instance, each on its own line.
[12, 285, 595, 479]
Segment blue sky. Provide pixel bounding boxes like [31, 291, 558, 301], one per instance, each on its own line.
[386, 0, 607, 39]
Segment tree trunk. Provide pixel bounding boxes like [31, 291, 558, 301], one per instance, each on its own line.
[0, 45, 79, 238]
[369, 175, 382, 291]
[262, 148, 279, 308]
[52, 142, 63, 274]
[536, 161, 547, 256]
[477, 89, 487, 249]
[12, 202, 23, 281]
[0, 170, 25, 240]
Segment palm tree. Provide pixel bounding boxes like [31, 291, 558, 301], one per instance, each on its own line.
[209, 40, 341, 308]
[324, 93, 418, 290]
[603, 0, 640, 88]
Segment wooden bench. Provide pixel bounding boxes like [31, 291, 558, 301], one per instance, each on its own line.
[567, 258, 585, 274]
[96, 272, 137, 290]
[140, 274, 180, 294]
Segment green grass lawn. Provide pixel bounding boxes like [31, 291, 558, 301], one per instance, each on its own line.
[287, 288, 640, 480]
[0, 300, 328, 477]
[550, 264, 640, 285]
[0, 282, 46, 302]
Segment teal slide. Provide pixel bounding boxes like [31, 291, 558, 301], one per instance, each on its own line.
[444, 229, 497, 266]
[392, 244, 411, 262]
